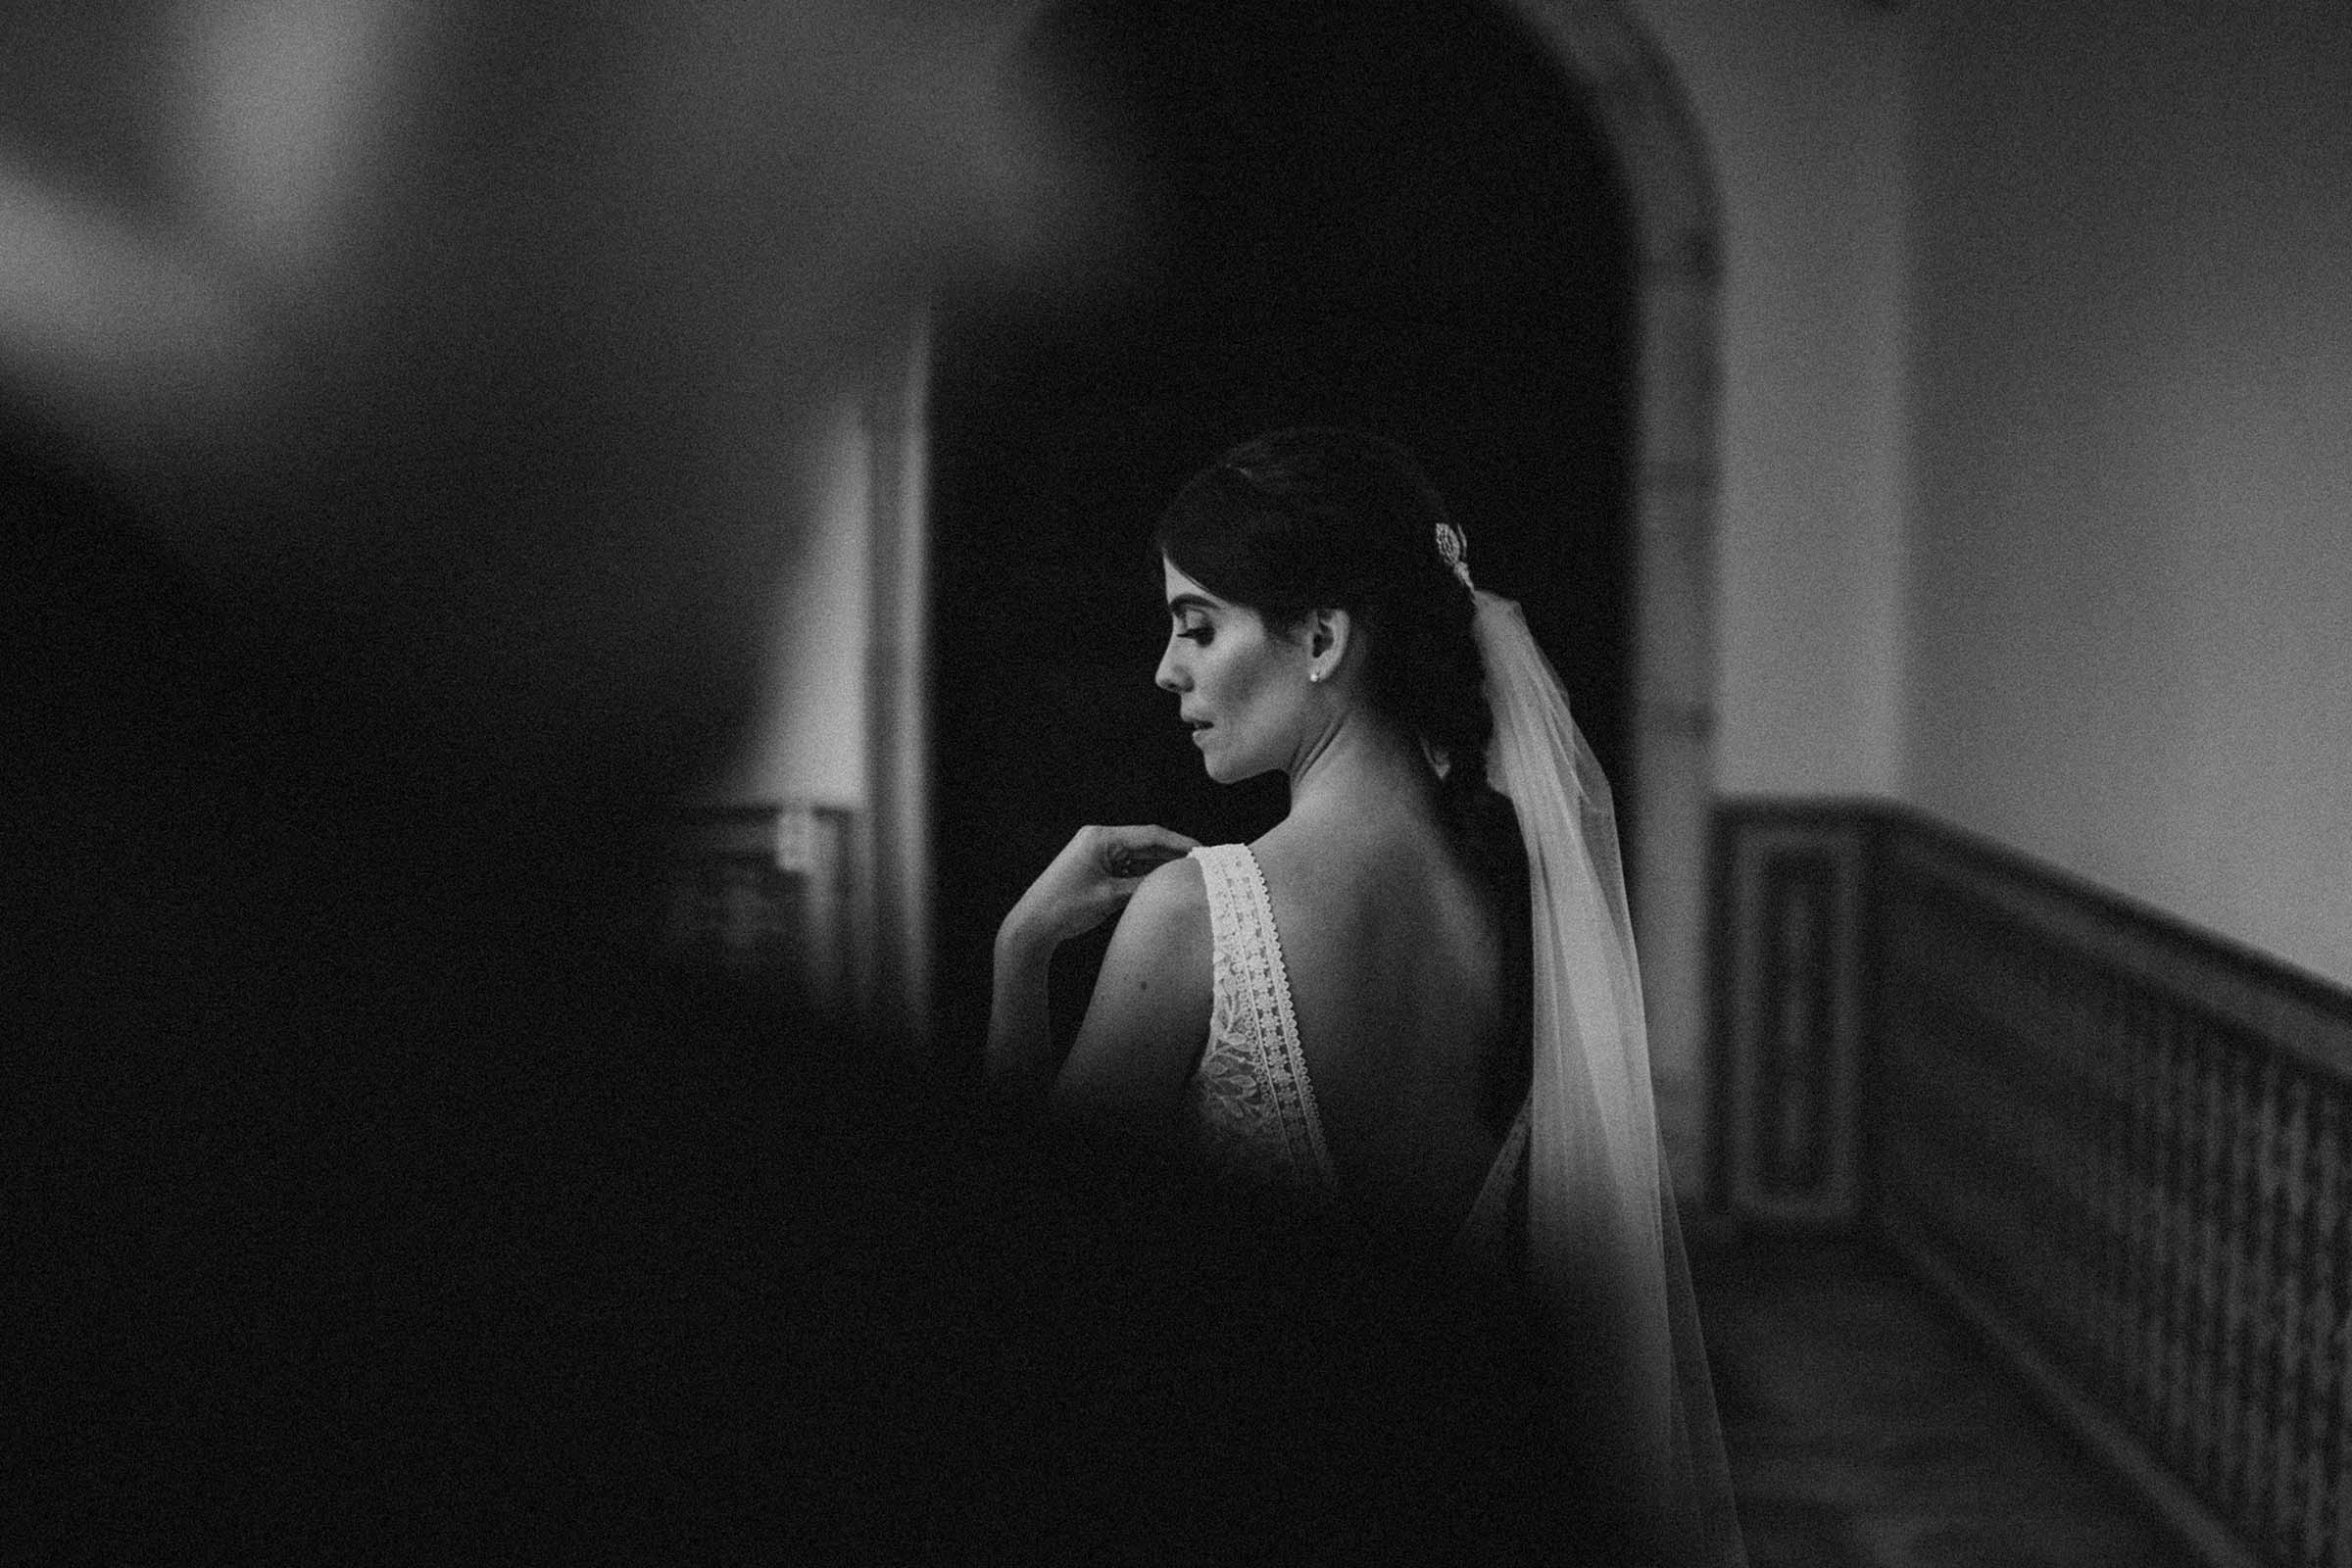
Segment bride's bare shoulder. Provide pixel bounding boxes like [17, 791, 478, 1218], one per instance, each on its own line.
[1102, 852, 1213, 983]
[1127, 850, 1208, 923]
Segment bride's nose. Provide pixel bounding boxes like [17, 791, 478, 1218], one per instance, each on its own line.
[1154, 640, 1187, 693]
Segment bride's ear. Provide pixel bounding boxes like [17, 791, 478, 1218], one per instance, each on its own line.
[1305, 607, 1353, 681]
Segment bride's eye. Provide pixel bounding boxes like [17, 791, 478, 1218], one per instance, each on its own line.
[1175, 622, 1211, 645]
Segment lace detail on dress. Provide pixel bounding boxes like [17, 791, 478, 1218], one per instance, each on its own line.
[1188, 844, 1338, 1196]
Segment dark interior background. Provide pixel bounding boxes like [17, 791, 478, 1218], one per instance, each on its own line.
[927, 0, 1637, 1064]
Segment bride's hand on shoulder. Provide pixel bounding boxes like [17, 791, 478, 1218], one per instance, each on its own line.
[1002, 824, 1200, 955]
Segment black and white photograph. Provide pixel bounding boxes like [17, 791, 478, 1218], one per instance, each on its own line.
[8, 2, 2348, 1564]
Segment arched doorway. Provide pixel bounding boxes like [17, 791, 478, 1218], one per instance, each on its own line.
[880, 0, 1721, 1182]
[928, 0, 1634, 1050]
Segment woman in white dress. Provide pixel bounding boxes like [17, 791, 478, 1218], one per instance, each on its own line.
[987, 428, 1744, 1565]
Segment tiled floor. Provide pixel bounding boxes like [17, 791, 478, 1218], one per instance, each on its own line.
[1688, 1232, 2207, 1568]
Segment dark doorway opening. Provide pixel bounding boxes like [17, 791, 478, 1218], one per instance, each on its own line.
[927, 0, 1636, 1064]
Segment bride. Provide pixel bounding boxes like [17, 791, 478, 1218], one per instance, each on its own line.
[987, 427, 1744, 1565]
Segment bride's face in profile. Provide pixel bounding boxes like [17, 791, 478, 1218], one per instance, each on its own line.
[1155, 558, 1314, 784]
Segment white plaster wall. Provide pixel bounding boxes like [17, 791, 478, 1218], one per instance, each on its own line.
[1629, 0, 1911, 797]
[1906, 0, 2352, 988]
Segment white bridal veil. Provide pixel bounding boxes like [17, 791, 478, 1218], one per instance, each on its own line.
[1473, 589, 1747, 1567]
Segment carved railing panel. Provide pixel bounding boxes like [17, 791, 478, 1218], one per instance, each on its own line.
[1716, 802, 2352, 1568]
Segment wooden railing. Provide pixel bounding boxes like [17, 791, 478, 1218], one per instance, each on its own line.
[1714, 803, 2352, 1568]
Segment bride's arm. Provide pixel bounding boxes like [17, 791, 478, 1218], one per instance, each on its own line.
[986, 824, 1198, 1102]
[1052, 858, 1212, 1125]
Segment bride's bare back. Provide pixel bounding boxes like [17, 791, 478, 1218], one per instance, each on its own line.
[1252, 804, 1516, 1246]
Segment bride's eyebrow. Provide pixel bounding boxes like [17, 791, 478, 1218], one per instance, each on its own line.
[1167, 593, 1218, 617]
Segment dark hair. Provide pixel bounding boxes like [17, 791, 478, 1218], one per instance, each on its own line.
[1156, 428, 1530, 1127]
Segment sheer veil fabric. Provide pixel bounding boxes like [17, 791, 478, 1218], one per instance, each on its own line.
[1473, 590, 1747, 1566]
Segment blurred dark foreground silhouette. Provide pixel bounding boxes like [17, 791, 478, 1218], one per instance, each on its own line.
[7, 427, 1639, 1565]
[4, 3, 1634, 1556]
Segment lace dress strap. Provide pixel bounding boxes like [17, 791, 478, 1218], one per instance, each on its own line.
[1188, 843, 1338, 1194]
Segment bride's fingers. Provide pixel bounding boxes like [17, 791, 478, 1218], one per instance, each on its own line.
[1105, 824, 1200, 856]
[1101, 826, 1198, 880]
[1105, 847, 1176, 880]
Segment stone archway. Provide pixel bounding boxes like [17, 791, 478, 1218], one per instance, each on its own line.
[1497, 0, 1725, 1184]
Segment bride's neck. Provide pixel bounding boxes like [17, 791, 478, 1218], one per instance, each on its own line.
[1283, 710, 1440, 831]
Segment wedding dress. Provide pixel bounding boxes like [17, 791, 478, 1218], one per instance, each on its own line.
[1186, 842, 1338, 1197]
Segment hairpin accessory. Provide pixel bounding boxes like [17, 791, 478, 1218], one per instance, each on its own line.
[1434, 520, 1474, 589]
